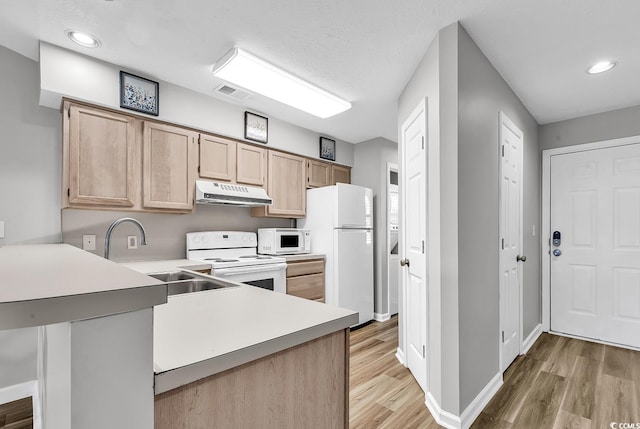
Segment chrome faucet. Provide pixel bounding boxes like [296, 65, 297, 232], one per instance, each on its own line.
[104, 217, 147, 260]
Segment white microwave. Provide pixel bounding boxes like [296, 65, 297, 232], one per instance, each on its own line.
[258, 228, 311, 255]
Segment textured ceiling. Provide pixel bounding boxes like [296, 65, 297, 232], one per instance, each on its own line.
[1, 0, 639, 143]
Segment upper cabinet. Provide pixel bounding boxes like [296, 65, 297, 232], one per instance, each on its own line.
[252, 150, 306, 218]
[142, 122, 198, 211]
[199, 134, 236, 182]
[65, 104, 137, 208]
[199, 137, 266, 187]
[332, 165, 351, 185]
[237, 143, 267, 187]
[307, 159, 332, 188]
[62, 100, 350, 217]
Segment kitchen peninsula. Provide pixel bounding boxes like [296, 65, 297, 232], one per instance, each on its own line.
[0, 246, 357, 429]
[126, 261, 357, 429]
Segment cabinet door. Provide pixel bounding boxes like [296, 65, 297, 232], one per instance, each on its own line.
[264, 151, 306, 217]
[331, 165, 351, 185]
[68, 105, 137, 207]
[143, 122, 198, 211]
[199, 134, 236, 182]
[307, 159, 332, 188]
[237, 143, 266, 186]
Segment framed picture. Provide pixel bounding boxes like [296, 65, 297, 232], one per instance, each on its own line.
[120, 71, 159, 116]
[244, 111, 268, 144]
[319, 137, 336, 161]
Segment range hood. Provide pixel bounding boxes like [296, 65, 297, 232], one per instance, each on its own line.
[195, 180, 272, 207]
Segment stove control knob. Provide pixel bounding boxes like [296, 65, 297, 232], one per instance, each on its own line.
[202, 236, 208, 242]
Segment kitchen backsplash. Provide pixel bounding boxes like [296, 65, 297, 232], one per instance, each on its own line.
[62, 205, 290, 261]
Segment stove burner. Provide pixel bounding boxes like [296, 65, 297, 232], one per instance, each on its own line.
[204, 257, 238, 262]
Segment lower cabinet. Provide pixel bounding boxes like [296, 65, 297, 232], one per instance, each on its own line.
[286, 258, 325, 302]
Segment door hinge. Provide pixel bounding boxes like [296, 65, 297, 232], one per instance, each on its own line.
[67, 108, 71, 118]
[422, 345, 426, 358]
[502, 331, 505, 343]
[197, 166, 200, 173]
[67, 188, 70, 197]
[421, 136, 425, 150]
[422, 240, 425, 254]
[501, 238, 504, 250]
[501, 145, 504, 157]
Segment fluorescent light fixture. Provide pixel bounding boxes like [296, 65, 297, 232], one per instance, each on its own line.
[65, 30, 101, 48]
[587, 60, 616, 74]
[212, 47, 351, 118]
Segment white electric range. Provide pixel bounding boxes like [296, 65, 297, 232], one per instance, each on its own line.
[186, 231, 287, 293]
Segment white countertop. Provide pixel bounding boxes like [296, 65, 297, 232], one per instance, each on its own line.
[282, 253, 326, 262]
[153, 285, 357, 394]
[120, 259, 211, 273]
[0, 244, 167, 330]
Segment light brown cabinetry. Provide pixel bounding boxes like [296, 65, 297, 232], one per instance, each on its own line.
[64, 104, 137, 208]
[198, 134, 236, 182]
[286, 258, 325, 302]
[331, 164, 351, 185]
[237, 143, 266, 186]
[142, 122, 198, 211]
[307, 159, 332, 188]
[155, 329, 348, 429]
[252, 150, 306, 218]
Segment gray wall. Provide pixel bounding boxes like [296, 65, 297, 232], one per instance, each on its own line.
[40, 42, 354, 166]
[457, 25, 540, 410]
[351, 138, 398, 317]
[397, 31, 445, 408]
[0, 45, 61, 391]
[397, 22, 541, 416]
[62, 206, 289, 260]
[0, 45, 61, 245]
[540, 104, 640, 150]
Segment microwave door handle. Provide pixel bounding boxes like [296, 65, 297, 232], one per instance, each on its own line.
[214, 263, 287, 276]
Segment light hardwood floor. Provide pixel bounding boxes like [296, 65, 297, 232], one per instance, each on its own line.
[349, 316, 640, 429]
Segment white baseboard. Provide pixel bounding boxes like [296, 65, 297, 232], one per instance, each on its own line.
[424, 372, 502, 429]
[425, 393, 461, 429]
[521, 323, 543, 355]
[0, 380, 41, 429]
[395, 347, 406, 366]
[374, 312, 391, 322]
[460, 372, 502, 429]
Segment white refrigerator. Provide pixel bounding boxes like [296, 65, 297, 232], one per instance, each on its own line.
[298, 183, 374, 326]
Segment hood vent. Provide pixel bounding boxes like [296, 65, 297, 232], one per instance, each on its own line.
[214, 83, 251, 101]
[195, 180, 272, 207]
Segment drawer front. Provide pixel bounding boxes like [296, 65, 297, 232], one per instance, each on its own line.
[287, 273, 324, 301]
[286, 260, 324, 278]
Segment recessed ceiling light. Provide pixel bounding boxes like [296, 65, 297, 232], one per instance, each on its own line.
[587, 60, 616, 74]
[212, 47, 351, 119]
[65, 30, 101, 48]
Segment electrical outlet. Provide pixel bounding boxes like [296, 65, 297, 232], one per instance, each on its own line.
[127, 235, 138, 250]
[83, 234, 96, 251]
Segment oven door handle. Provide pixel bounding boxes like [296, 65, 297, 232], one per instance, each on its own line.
[213, 263, 288, 276]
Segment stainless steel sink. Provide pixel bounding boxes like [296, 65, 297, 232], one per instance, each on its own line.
[167, 279, 227, 295]
[148, 272, 198, 282]
[148, 271, 238, 296]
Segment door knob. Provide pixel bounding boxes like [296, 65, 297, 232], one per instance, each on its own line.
[552, 249, 562, 257]
[400, 258, 410, 267]
[516, 255, 527, 262]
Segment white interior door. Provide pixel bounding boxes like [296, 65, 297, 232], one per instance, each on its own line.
[400, 100, 427, 392]
[550, 143, 640, 348]
[499, 112, 523, 371]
